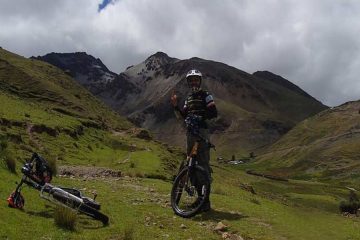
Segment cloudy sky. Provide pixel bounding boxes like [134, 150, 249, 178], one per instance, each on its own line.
[1, 0, 360, 106]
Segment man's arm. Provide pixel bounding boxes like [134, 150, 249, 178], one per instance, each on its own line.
[205, 92, 217, 119]
[171, 91, 187, 119]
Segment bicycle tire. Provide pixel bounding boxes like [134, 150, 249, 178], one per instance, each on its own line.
[52, 191, 108, 224]
[79, 204, 109, 225]
[171, 166, 210, 218]
[8, 191, 25, 209]
[82, 197, 101, 210]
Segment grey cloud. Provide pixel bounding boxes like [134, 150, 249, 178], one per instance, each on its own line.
[0, 0, 359, 106]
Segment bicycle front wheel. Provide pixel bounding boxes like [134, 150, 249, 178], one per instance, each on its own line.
[170, 166, 210, 218]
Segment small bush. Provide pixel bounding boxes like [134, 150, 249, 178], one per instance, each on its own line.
[129, 162, 136, 168]
[4, 154, 16, 173]
[43, 154, 58, 176]
[340, 190, 360, 214]
[54, 206, 77, 231]
[340, 201, 360, 214]
[48, 158, 58, 176]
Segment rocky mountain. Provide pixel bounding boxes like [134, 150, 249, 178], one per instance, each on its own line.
[35, 52, 328, 158]
[0, 47, 183, 177]
[252, 100, 360, 182]
[1, 47, 358, 240]
[32, 52, 117, 94]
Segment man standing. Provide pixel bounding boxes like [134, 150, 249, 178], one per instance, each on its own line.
[170, 69, 217, 212]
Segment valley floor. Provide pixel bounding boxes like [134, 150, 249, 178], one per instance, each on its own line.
[1, 164, 359, 240]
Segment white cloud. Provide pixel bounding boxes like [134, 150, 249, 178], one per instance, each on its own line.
[0, 0, 360, 106]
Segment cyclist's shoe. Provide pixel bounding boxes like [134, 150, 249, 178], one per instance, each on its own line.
[201, 201, 211, 212]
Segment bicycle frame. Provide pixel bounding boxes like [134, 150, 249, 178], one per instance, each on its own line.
[8, 153, 109, 224]
[14, 175, 43, 193]
[40, 184, 84, 211]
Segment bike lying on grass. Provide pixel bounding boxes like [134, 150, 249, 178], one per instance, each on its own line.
[170, 114, 215, 218]
[7, 153, 109, 224]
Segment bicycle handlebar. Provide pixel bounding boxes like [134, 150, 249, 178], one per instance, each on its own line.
[184, 114, 216, 150]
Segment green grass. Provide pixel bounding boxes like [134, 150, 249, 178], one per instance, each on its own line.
[54, 206, 78, 231]
[1, 163, 359, 240]
[0, 93, 81, 128]
[1, 47, 359, 240]
[251, 100, 360, 183]
[0, 48, 131, 130]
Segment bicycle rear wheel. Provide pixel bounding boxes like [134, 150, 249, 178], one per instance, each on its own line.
[7, 191, 25, 209]
[170, 166, 210, 218]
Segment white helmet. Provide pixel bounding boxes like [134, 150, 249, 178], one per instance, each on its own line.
[186, 69, 202, 91]
[186, 69, 202, 79]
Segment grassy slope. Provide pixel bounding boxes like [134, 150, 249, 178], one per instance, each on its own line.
[207, 75, 328, 160]
[0, 48, 181, 177]
[0, 48, 132, 130]
[0, 48, 359, 240]
[248, 100, 360, 184]
[1, 165, 359, 240]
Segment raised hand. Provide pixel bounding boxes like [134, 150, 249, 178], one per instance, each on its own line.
[171, 90, 178, 107]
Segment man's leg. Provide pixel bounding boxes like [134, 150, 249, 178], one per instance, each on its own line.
[197, 129, 211, 211]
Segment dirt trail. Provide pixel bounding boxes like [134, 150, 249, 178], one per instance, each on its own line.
[26, 122, 44, 150]
[58, 165, 122, 179]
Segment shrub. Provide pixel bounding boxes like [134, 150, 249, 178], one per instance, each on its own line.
[339, 190, 360, 214]
[43, 154, 58, 176]
[4, 154, 16, 173]
[54, 206, 77, 231]
[339, 201, 360, 214]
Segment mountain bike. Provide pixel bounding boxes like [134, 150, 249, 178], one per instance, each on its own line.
[7, 153, 109, 224]
[170, 114, 215, 218]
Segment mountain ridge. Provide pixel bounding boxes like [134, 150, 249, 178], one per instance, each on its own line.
[34, 51, 328, 158]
